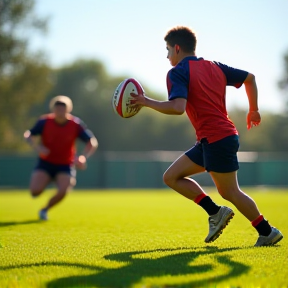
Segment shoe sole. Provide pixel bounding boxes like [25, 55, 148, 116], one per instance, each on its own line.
[39, 212, 48, 221]
[205, 211, 235, 243]
[260, 234, 283, 247]
[270, 235, 283, 245]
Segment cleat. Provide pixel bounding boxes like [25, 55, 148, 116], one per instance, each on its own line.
[254, 227, 283, 247]
[39, 209, 48, 221]
[205, 206, 234, 243]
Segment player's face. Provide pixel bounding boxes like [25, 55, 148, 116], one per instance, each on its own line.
[53, 104, 68, 120]
[166, 43, 178, 67]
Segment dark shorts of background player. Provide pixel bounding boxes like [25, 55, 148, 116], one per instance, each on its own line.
[34, 158, 76, 179]
[185, 135, 239, 173]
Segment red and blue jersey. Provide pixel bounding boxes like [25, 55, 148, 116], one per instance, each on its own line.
[29, 114, 93, 165]
[167, 56, 248, 143]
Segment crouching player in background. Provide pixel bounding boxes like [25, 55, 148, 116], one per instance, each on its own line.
[24, 95, 98, 220]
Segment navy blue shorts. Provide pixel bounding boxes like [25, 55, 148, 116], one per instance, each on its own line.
[185, 135, 239, 173]
[34, 159, 76, 179]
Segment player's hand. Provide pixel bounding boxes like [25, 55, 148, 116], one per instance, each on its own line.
[36, 145, 50, 156]
[74, 155, 87, 170]
[247, 111, 261, 130]
[130, 92, 146, 106]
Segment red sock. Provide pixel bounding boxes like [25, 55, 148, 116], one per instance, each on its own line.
[194, 193, 220, 216]
[194, 193, 207, 204]
[251, 215, 272, 236]
[251, 215, 264, 227]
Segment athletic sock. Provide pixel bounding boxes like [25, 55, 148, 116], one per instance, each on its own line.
[194, 194, 221, 216]
[251, 215, 272, 236]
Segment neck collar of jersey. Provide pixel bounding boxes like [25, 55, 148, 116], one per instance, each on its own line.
[179, 56, 199, 63]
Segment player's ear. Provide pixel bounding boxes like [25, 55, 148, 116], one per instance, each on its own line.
[175, 45, 180, 54]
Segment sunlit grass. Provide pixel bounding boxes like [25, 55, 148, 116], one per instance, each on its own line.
[0, 188, 287, 288]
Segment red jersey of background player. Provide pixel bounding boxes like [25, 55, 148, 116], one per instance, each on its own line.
[29, 113, 93, 165]
[166, 56, 248, 143]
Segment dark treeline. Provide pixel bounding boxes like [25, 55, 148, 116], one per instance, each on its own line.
[4, 58, 288, 153]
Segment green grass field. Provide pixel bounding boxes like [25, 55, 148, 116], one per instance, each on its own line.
[0, 188, 287, 288]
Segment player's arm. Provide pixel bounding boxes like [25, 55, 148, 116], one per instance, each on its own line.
[24, 131, 50, 155]
[23, 120, 50, 155]
[216, 62, 261, 130]
[75, 125, 98, 169]
[131, 66, 187, 115]
[243, 73, 261, 130]
[24, 130, 36, 147]
[82, 137, 98, 159]
[131, 94, 186, 115]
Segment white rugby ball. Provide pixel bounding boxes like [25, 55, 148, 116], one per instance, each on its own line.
[112, 78, 144, 118]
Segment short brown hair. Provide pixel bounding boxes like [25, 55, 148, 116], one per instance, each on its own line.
[49, 95, 73, 112]
[164, 26, 197, 53]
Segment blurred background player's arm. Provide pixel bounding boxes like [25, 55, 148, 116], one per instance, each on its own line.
[82, 136, 98, 159]
[23, 130, 50, 156]
[75, 134, 98, 170]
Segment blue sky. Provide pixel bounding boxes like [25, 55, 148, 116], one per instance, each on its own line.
[31, 0, 288, 112]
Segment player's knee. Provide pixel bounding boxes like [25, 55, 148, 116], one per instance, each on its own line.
[29, 185, 44, 198]
[70, 177, 76, 187]
[57, 189, 68, 197]
[163, 170, 176, 187]
[218, 187, 238, 201]
[30, 188, 43, 198]
[219, 192, 230, 201]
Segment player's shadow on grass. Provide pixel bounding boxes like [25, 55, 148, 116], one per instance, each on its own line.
[0, 246, 250, 288]
[0, 220, 41, 227]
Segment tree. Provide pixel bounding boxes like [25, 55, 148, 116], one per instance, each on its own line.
[229, 109, 288, 152]
[278, 50, 288, 111]
[0, 0, 51, 151]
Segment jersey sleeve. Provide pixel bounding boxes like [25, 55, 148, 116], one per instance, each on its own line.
[77, 121, 94, 143]
[214, 62, 248, 88]
[29, 119, 46, 135]
[167, 66, 189, 100]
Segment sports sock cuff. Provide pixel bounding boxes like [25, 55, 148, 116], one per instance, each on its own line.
[251, 214, 264, 227]
[194, 193, 207, 204]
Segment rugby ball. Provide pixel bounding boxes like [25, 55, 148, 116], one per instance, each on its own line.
[112, 78, 144, 118]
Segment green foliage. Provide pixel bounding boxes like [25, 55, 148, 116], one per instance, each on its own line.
[278, 49, 288, 111]
[0, 0, 51, 151]
[0, 189, 287, 287]
[26, 58, 288, 153]
[278, 50, 288, 93]
[229, 109, 288, 151]
[0, 0, 47, 74]
[4, 52, 288, 152]
[0, 57, 51, 150]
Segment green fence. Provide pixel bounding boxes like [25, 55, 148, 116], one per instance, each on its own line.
[0, 152, 288, 188]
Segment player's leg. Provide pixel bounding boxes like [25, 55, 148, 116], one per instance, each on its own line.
[163, 153, 206, 200]
[29, 170, 51, 197]
[163, 144, 227, 215]
[163, 144, 222, 215]
[43, 173, 75, 211]
[210, 170, 283, 246]
[163, 145, 233, 243]
[206, 135, 283, 246]
[197, 135, 242, 243]
[210, 171, 260, 220]
[39, 165, 76, 220]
